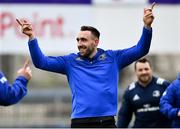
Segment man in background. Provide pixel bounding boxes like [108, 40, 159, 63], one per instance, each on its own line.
[117, 58, 172, 128]
[0, 59, 32, 106]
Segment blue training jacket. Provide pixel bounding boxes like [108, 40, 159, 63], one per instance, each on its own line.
[28, 27, 152, 118]
[0, 71, 28, 106]
[160, 73, 180, 128]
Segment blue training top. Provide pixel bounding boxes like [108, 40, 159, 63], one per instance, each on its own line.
[0, 71, 28, 106]
[28, 27, 152, 118]
[160, 73, 180, 128]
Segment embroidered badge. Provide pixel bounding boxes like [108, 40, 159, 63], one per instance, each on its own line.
[98, 54, 106, 61]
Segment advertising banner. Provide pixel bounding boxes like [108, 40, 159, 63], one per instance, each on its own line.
[0, 5, 93, 54]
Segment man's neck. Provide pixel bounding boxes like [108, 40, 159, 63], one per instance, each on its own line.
[89, 49, 98, 59]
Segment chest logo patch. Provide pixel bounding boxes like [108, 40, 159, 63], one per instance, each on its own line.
[152, 90, 160, 97]
[98, 54, 106, 61]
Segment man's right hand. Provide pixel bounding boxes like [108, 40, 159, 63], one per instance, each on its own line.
[17, 58, 32, 80]
[16, 19, 35, 40]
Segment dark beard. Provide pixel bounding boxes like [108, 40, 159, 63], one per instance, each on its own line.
[138, 75, 152, 85]
[81, 47, 95, 58]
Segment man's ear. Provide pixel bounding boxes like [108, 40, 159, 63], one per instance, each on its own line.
[95, 39, 99, 46]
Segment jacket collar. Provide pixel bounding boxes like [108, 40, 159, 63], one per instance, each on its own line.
[77, 48, 104, 61]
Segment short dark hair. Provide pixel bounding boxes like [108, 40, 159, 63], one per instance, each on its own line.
[134, 58, 151, 70]
[80, 26, 100, 39]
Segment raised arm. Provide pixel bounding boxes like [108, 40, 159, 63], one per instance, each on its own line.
[114, 3, 155, 69]
[16, 19, 67, 74]
[0, 59, 32, 106]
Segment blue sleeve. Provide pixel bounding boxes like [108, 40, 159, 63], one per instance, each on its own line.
[113, 27, 152, 69]
[117, 89, 133, 128]
[160, 82, 179, 119]
[28, 39, 68, 74]
[0, 72, 28, 106]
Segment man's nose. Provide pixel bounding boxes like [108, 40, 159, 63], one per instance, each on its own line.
[77, 41, 83, 46]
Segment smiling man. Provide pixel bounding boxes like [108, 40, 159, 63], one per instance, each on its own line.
[117, 58, 172, 128]
[17, 3, 155, 128]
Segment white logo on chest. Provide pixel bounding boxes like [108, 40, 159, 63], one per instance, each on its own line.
[152, 90, 160, 97]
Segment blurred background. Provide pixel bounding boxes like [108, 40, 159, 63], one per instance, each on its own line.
[0, 0, 180, 127]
